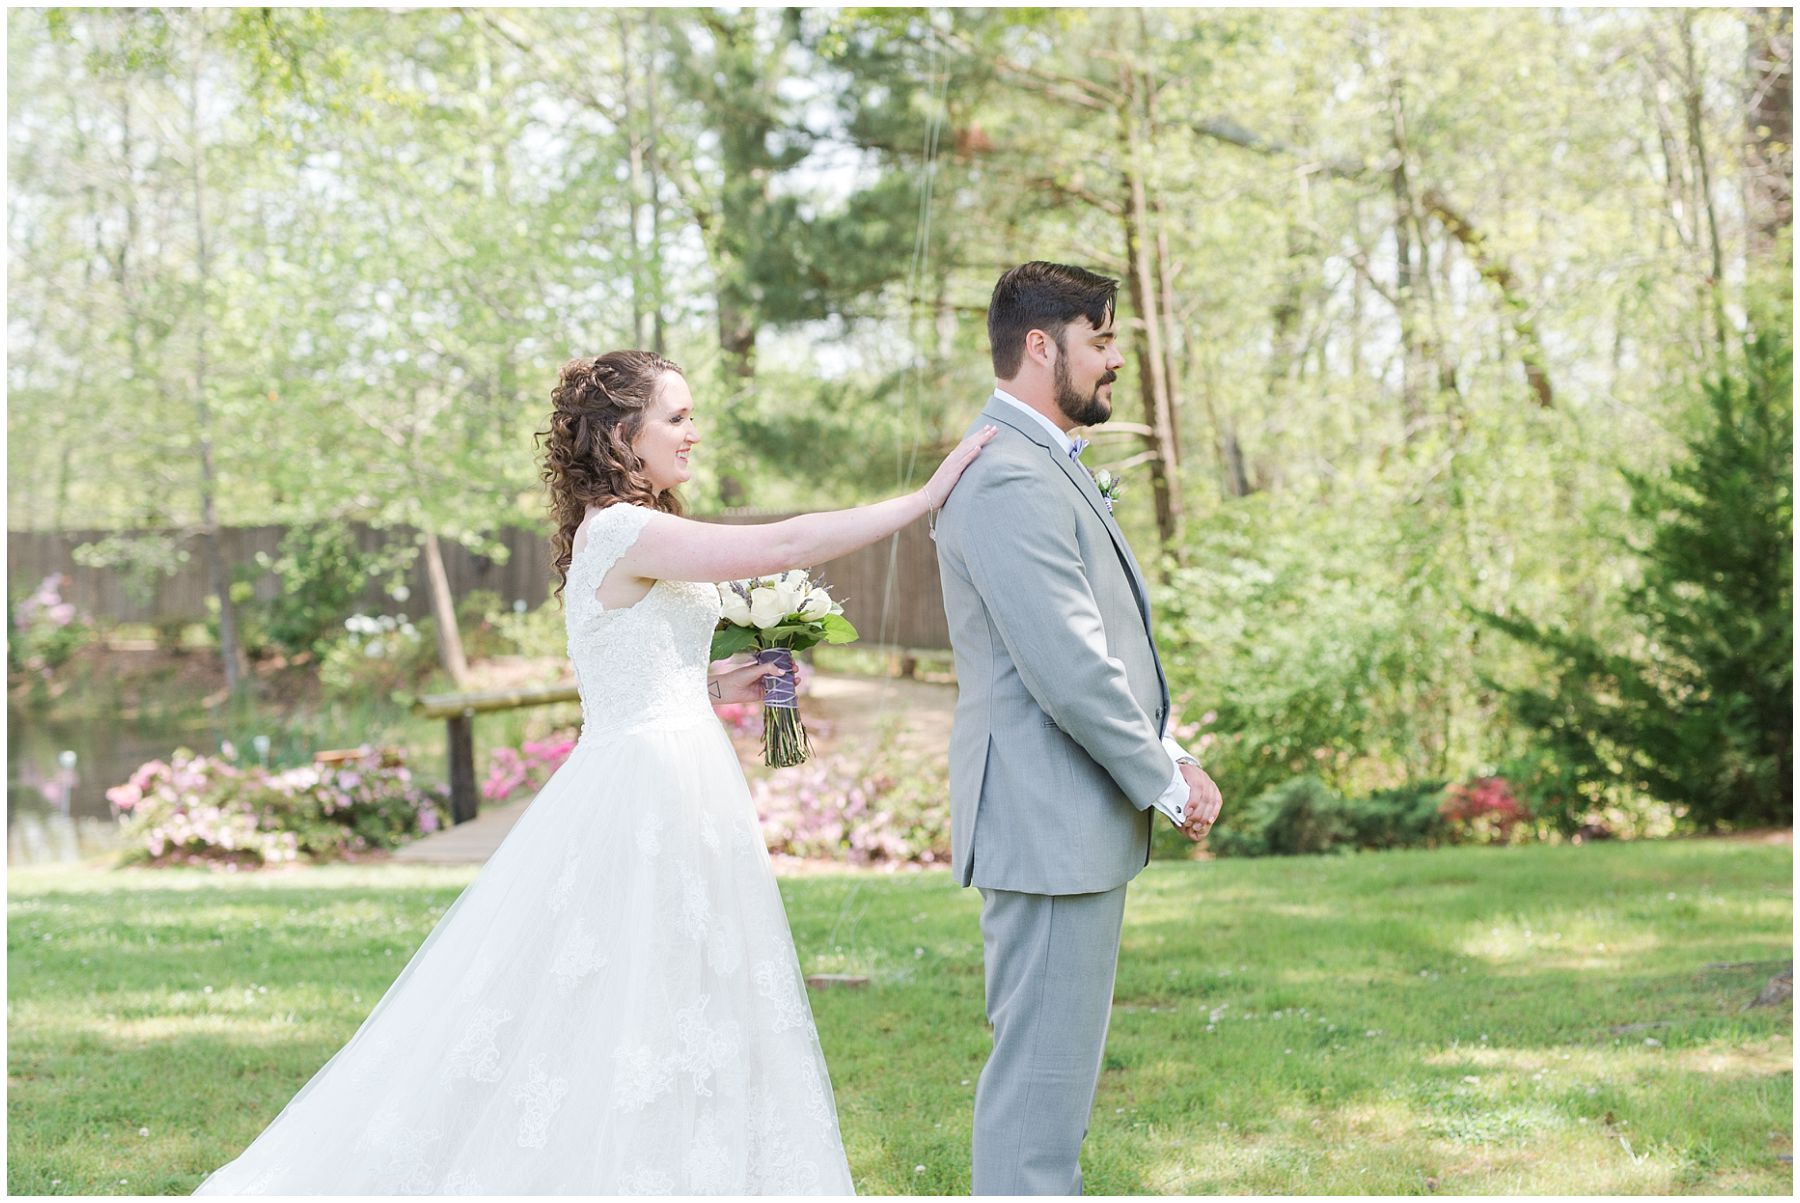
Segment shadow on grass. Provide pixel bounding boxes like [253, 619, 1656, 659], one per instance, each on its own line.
[8, 841, 1790, 1194]
[6, 1025, 349, 1196]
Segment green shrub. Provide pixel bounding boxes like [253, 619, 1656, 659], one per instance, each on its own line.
[1209, 775, 1353, 858]
[1153, 496, 1441, 807]
[318, 612, 441, 701]
[151, 617, 191, 653]
[1341, 780, 1449, 850]
[1479, 333, 1791, 830]
[489, 597, 569, 660]
[1207, 775, 1455, 858]
[454, 589, 518, 661]
[1491, 746, 1601, 837]
[254, 523, 417, 658]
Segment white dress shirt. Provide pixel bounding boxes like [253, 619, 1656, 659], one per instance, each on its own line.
[993, 387, 1076, 456]
[990, 388, 1199, 826]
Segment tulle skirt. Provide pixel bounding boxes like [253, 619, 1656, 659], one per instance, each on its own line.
[194, 716, 855, 1195]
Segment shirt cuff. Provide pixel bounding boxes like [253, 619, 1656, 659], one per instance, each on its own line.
[1151, 763, 1188, 826]
[1162, 732, 1198, 768]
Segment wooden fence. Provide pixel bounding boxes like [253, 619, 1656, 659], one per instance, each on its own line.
[6, 513, 951, 651]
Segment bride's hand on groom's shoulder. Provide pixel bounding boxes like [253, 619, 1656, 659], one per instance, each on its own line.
[1178, 763, 1223, 842]
[920, 425, 999, 511]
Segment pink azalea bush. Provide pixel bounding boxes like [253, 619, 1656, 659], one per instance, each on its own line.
[750, 751, 950, 868]
[481, 704, 766, 805]
[108, 746, 449, 868]
[482, 734, 579, 802]
[1439, 775, 1532, 844]
[711, 702, 764, 741]
[8, 573, 89, 678]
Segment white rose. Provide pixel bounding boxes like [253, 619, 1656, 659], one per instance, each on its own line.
[782, 575, 814, 615]
[748, 586, 789, 630]
[719, 585, 753, 626]
[798, 586, 834, 619]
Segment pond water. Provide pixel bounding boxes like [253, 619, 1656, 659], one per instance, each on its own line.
[6, 705, 217, 864]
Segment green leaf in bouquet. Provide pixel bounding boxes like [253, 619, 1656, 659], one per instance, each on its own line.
[710, 624, 761, 661]
[763, 619, 826, 642]
[819, 613, 859, 644]
[766, 626, 828, 651]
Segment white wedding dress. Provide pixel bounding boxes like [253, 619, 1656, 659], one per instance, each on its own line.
[195, 503, 856, 1195]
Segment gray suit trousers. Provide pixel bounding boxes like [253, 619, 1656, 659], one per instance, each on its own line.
[972, 885, 1129, 1195]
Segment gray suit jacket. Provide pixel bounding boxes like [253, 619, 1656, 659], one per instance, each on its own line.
[935, 396, 1174, 895]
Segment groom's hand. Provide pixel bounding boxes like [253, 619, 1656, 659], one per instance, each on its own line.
[1178, 763, 1222, 842]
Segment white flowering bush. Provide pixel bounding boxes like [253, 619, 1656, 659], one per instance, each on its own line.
[318, 612, 439, 699]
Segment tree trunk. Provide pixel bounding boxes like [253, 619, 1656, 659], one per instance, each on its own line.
[1141, 20, 1185, 469]
[642, 9, 668, 354]
[1191, 112, 1556, 407]
[1349, 199, 1368, 386]
[1744, 6, 1793, 261]
[718, 305, 758, 381]
[1387, 70, 1426, 433]
[619, 12, 648, 347]
[422, 531, 472, 689]
[1681, 11, 1733, 362]
[185, 14, 246, 695]
[1152, 209, 1185, 464]
[1118, 65, 1182, 563]
[1266, 212, 1306, 415]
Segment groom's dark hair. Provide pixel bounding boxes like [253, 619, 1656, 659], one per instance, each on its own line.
[987, 261, 1118, 378]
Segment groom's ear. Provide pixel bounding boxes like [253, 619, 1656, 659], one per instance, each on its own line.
[1024, 328, 1057, 370]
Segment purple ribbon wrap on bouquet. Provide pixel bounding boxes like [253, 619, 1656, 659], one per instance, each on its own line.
[756, 647, 800, 710]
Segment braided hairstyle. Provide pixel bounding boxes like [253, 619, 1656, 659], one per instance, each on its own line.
[536, 350, 686, 601]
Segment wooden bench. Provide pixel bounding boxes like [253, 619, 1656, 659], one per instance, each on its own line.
[412, 683, 580, 824]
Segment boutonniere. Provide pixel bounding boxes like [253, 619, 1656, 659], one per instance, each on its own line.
[1090, 467, 1124, 513]
[1067, 437, 1121, 512]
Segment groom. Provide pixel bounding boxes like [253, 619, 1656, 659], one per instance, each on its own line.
[934, 260, 1224, 1195]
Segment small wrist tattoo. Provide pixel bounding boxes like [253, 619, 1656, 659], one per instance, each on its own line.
[708, 680, 723, 700]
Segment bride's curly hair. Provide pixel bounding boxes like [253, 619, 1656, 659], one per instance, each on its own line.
[536, 350, 687, 601]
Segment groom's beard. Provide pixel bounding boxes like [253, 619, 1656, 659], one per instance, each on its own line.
[1054, 357, 1116, 428]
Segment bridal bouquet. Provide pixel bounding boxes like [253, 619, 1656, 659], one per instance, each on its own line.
[711, 571, 858, 767]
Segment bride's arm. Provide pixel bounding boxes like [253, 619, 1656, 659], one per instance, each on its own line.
[616, 426, 996, 583]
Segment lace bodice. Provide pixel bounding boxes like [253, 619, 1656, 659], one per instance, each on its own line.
[564, 504, 723, 743]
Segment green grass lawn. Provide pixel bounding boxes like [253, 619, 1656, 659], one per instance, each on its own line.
[8, 838, 1792, 1194]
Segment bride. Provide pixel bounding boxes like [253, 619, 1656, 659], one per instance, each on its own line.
[194, 350, 996, 1195]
